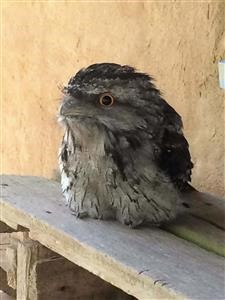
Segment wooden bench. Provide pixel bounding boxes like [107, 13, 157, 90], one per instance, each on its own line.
[0, 175, 224, 300]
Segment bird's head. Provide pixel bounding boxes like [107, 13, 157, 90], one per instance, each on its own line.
[59, 63, 163, 136]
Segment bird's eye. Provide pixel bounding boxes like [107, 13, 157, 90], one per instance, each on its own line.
[99, 93, 114, 107]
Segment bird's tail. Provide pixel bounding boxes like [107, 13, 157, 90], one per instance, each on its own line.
[182, 182, 197, 193]
[176, 181, 197, 193]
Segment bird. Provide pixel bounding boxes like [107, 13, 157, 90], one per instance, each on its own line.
[58, 63, 194, 227]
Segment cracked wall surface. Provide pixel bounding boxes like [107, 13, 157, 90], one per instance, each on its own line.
[2, 1, 225, 197]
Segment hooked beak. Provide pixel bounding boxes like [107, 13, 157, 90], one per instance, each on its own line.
[60, 98, 82, 117]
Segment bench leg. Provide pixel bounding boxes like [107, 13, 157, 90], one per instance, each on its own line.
[17, 241, 35, 300]
[0, 221, 134, 300]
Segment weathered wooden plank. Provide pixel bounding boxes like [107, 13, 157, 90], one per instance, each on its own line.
[16, 239, 59, 300]
[0, 223, 17, 298]
[0, 227, 133, 300]
[16, 241, 33, 300]
[0, 175, 225, 300]
[163, 189, 225, 257]
[0, 231, 28, 290]
[164, 214, 225, 257]
[5, 246, 17, 290]
[181, 190, 225, 230]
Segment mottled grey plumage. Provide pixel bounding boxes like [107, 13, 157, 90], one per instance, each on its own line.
[58, 63, 193, 227]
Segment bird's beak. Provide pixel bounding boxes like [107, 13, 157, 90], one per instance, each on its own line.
[60, 99, 82, 117]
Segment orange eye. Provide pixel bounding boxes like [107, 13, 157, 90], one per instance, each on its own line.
[99, 93, 114, 107]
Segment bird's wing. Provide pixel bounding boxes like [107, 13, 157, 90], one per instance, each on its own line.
[150, 99, 194, 190]
[157, 128, 193, 189]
